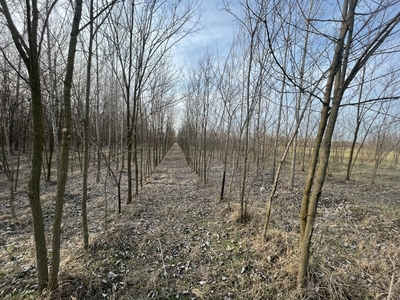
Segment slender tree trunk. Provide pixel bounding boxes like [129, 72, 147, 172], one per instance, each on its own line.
[124, 1, 135, 204]
[45, 0, 59, 181]
[263, 94, 313, 240]
[346, 117, 361, 180]
[127, 109, 133, 203]
[49, 0, 83, 289]
[140, 112, 144, 187]
[0, 0, 50, 289]
[13, 58, 22, 191]
[82, 0, 94, 251]
[220, 120, 232, 201]
[28, 67, 48, 291]
[133, 100, 139, 195]
[298, 0, 355, 286]
[104, 166, 109, 230]
[289, 0, 313, 188]
[1, 63, 16, 219]
[1, 135, 17, 220]
[240, 26, 257, 223]
[96, 34, 101, 183]
[134, 131, 139, 194]
[346, 65, 366, 180]
[271, 48, 287, 183]
[301, 106, 312, 171]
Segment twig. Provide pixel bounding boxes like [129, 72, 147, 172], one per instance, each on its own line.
[1, 239, 23, 271]
[387, 254, 396, 300]
[157, 238, 167, 278]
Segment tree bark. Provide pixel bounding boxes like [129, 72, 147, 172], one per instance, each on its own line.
[289, 0, 313, 188]
[82, 0, 95, 251]
[49, 0, 83, 290]
[0, 0, 49, 290]
[298, 0, 355, 286]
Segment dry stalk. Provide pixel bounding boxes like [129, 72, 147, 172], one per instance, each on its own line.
[1, 239, 23, 271]
[387, 254, 396, 300]
[157, 238, 167, 278]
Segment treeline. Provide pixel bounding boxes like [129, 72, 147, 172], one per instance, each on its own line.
[177, 0, 400, 288]
[0, 0, 195, 291]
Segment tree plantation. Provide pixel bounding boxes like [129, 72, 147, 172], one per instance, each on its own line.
[0, 0, 399, 299]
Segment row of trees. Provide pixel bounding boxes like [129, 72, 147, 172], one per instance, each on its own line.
[0, 0, 195, 291]
[1, 0, 400, 294]
[177, 0, 400, 289]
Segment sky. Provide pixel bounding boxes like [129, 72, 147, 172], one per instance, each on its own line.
[170, 0, 241, 129]
[172, 0, 241, 69]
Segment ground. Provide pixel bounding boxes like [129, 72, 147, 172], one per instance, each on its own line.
[0, 144, 399, 299]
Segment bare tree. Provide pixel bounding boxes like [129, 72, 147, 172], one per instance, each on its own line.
[370, 104, 400, 185]
[225, 0, 264, 223]
[245, 0, 400, 288]
[345, 63, 400, 180]
[0, 56, 17, 219]
[0, 0, 49, 290]
[216, 44, 242, 202]
[289, 0, 315, 188]
[49, 0, 83, 290]
[298, 0, 400, 288]
[107, 0, 197, 203]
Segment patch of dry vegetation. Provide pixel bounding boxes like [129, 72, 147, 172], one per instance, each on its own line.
[0, 145, 399, 299]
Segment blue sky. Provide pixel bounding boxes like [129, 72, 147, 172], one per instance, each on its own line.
[171, 0, 242, 127]
[173, 0, 241, 68]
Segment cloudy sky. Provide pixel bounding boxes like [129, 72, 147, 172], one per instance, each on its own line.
[170, 0, 243, 128]
[173, 0, 241, 69]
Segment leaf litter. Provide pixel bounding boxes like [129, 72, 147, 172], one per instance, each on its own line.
[0, 143, 399, 299]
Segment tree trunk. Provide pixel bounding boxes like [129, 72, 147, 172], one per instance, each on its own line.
[0, 0, 50, 290]
[298, 0, 355, 286]
[289, 0, 313, 188]
[82, 0, 95, 251]
[240, 25, 257, 223]
[346, 65, 366, 180]
[28, 70, 48, 291]
[49, 0, 83, 289]
[220, 120, 231, 201]
[96, 46, 101, 184]
[45, 0, 59, 182]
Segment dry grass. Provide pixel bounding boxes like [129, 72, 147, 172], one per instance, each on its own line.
[0, 146, 399, 299]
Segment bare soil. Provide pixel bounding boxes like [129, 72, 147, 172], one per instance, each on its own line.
[0, 143, 399, 299]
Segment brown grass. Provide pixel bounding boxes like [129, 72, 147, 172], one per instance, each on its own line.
[0, 146, 399, 299]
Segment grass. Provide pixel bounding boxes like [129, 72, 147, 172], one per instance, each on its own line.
[0, 145, 399, 299]
[204, 148, 400, 299]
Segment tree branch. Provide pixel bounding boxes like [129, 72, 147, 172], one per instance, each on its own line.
[38, 0, 59, 58]
[0, 0, 30, 67]
[78, 0, 121, 33]
[0, 47, 30, 85]
[340, 95, 400, 107]
[344, 11, 400, 89]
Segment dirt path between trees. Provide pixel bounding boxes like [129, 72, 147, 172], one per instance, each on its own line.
[78, 143, 245, 299]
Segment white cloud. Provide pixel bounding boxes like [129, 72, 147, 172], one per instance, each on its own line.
[172, 0, 240, 67]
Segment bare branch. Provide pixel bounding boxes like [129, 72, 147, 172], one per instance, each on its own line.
[340, 95, 400, 107]
[344, 11, 400, 89]
[78, 0, 121, 33]
[0, 0, 30, 67]
[38, 0, 60, 57]
[0, 47, 30, 85]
